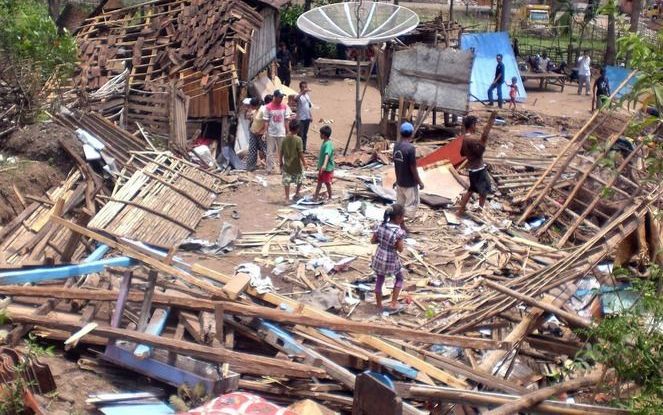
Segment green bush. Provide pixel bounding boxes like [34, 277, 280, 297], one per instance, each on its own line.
[0, 0, 77, 82]
[576, 266, 663, 414]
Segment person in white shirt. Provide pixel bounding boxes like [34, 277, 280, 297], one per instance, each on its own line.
[296, 81, 313, 152]
[577, 50, 591, 96]
[263, 90, 293, 174]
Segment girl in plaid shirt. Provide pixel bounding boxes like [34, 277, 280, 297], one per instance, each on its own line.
[371, 204, 406, 312]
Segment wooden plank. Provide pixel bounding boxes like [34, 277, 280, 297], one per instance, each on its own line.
[0, 285, 513, 350]
[8, 311, 326, 379]
[51, 215, 228, 298]
[481, 279, 592, 329]
[222, 273, 251, 300]
[358, 335, 468, 388]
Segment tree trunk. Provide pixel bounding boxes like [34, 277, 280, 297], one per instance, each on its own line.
[450, 0, 454, 21]
[605, 13, 617, 65]
[500, 0, 511, 32]
[630, 0, 642, 33]
[304, 0, 312, 12]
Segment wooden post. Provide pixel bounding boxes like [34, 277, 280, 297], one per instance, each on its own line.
[137, 270, 158, 332]
[110, 270, 133, 329]
[214, 303, 224, 346]
[354, 55, 362, 151]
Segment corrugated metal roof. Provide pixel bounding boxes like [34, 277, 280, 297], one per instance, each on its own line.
[385, 44, 473, 115]
[461, 32, 527, 102]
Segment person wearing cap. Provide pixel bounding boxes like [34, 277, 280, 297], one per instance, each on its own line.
[393, 122, 424, 219]
[247, 95, 270, 171]
[263, 90, 293, 173]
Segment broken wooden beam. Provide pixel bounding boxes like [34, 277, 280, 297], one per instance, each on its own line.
[0, 285, 511, 350]
[402, 384, 628, 415]
[481, 279, 593, 329]
[7, 310, 326, 379]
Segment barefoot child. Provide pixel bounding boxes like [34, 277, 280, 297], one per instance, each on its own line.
[508, 76, 519, 112]
[314, 125, 334, 201]
[280, 119, 306, 202]
[371, 204, 406, 312]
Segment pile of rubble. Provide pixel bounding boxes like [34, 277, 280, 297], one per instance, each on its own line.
[0, 94, 659, 414]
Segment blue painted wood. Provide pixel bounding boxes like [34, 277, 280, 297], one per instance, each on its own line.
[0, 256, 136, 285]
[103, 344, 220, 393]
[257, 320, 305, 355]
[134, 308, 171, 359]
[84, 244, 111, 263]
[99, 403, 174, 415]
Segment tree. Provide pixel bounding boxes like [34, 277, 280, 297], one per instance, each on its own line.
[500, 0, 511, 32]
[630, 0, 642, 33]
[602, 0, 619, 65]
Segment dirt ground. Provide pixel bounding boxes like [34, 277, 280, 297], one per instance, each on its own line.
[0, 122, 80, 224]
[293, 68, 591, 155]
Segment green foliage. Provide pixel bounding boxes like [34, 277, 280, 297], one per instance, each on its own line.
[280, 0, 343, 28]
[0, 333, 55, 414]
[617, 31, 663, 117]
[169, 383, 210, 412]
[280, 4, 305, 28]
[0, 0, 77, 81]
[576, 266, 663, 414]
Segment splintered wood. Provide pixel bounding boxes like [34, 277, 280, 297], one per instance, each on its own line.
[75, 0, 262, 99]
[516, 108, 658, 247]
[88, 152, 219, 248]
[0, 171, 87, 266]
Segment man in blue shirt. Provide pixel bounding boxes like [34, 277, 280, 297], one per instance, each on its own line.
[487, 54, 505, 108]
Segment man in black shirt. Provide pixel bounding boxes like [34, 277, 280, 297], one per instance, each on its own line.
[487, 54, 505, 108]
[393, 122, 424, 218]
[592, 68, 610, 112]
[276, 42, 292, 87]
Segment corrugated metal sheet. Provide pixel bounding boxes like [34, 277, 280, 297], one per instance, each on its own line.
[248, 8, 277, 79]
[461, 32, 527, 102]
[385, 45, 473, 115]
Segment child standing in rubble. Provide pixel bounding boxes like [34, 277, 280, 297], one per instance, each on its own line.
[280, 119, 306, 203]
[313, 125, 335, 201]
[508, 76, 519, 113]
[371, 204, 406, 313]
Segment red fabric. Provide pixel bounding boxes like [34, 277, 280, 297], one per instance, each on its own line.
[417, 135, 465, 168]
[180, 392, 297, 415]
[317, 170, 334, 184]
[194, 136, 214, 147]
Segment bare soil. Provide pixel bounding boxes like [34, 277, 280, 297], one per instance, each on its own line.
[3, 122, 80, 169]
[0, 161, 64, 224]
[0, 122, 80, 224]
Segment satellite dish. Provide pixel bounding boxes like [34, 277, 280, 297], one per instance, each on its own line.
[296, 1, 420, 46]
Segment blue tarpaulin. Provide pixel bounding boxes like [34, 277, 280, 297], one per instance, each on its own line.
[461, 32, 526, 102]
[605, 65, 636, 99]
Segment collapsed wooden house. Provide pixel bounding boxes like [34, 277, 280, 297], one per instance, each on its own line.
[74, 0, 286, 147]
